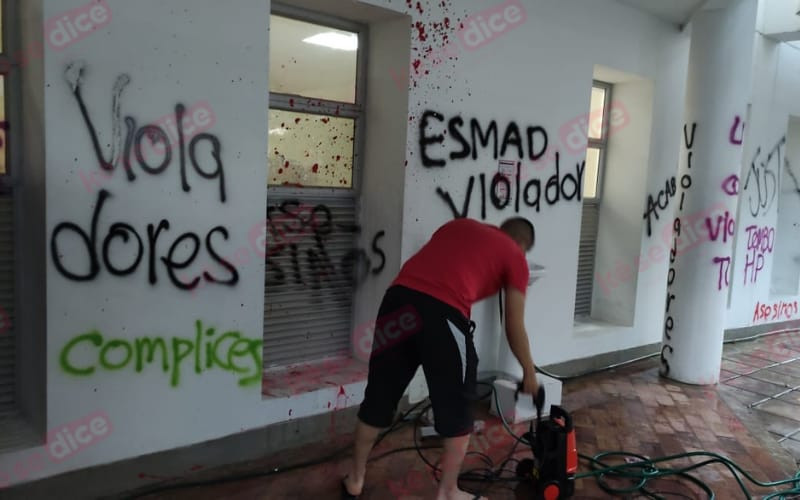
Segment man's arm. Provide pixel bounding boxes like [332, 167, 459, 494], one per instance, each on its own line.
[504, 286, 539, 394]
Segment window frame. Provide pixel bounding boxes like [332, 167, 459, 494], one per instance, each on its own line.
[267, 3, 368, 198]
[0, 0, 28, 436]
[1, 0, 21, 188]
[584, 80, 612, 203]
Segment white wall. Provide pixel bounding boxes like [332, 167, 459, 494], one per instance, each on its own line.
[760, 0, 800, 40]
[3, 0, 283, 487]
[592, 74, 655, 327]
[771, 116, 800, 295]
[8, 0, 800, 490]
[366, 0, 691, 377]
[726, 38, 800, 328]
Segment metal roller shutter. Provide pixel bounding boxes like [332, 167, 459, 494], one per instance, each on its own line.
[263, 193, 359, 368]
[575, 202, 599, 317]
[0, 193, 15, 417]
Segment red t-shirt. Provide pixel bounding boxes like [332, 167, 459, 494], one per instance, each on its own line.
[392, 218, 529, 318]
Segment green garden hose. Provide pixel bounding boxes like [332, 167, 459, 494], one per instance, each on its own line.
[490, 382, 800, 498]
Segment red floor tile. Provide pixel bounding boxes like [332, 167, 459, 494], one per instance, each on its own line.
[123, 334, 800, 500]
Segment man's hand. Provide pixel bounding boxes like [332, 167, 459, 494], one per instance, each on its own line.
[521, 368, 540, 395]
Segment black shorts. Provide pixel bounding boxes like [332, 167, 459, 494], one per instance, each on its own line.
[357, 285, 478, 438]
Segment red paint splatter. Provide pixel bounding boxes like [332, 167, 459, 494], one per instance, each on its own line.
[321, 117, 330, 124]
[416, 2, 423, 14]
[280, 122, 285, 128]
[327, 401, 332, 408]
[414, 22, 427, 42]
[444, 17, 451, 29]
[312, 164, 319, 173]
[278, 169, 283, 174]
[289, 409, 293, 416]
[289, 98, 295, 107]
[294, 118, 301, 124]
[284, 161, 289, 168]
[335, 155, 341, 161]
[335, 106, 340, 115]
[412, 59, 422, 74]
[404, 160, 408, 167]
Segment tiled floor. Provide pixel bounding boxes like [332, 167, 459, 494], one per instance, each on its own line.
[720, 331, 800, 465]
[129, 332, 800, 499]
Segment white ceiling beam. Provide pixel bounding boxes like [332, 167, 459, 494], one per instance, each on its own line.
[761, 0, 800, 41]
[680, 0, 712, 31]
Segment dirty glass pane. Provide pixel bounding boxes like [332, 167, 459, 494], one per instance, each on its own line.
[269, 15, 357, 103]
[583, 147, 600, 199]
[0, 75, 5, 174]
[587, 87, 606, 140]
[268, 109, 354, 188]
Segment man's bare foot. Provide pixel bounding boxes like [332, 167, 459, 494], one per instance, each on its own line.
[342, 460, 364, 496]
[435, 487, 487, 500]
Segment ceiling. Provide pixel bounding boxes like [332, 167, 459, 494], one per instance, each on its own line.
[614, 0, 733, 26]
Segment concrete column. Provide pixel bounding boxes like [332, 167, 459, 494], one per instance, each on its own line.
[659, 0, 758, 385]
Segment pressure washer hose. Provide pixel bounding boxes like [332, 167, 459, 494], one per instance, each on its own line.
[491, 383, 800, 498]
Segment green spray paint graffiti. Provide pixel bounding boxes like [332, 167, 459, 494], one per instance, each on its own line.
[59, 320, 262, 387]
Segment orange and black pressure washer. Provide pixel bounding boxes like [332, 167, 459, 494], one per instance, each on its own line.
[514, 385, 578, 500]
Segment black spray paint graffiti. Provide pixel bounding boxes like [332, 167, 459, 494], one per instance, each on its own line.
[265, 200, 386, 289]
[51, 189, 238, 289]
[64, 62, 226, 203]
[436, 154, 585, 219]
[743, 136, 784, 218]
[643, 177, 677, 237]
[51, 63, 236, 291]
[661, 122, 697, 377]
[782, 158, 800, 196]
[419, 110, 548, 168]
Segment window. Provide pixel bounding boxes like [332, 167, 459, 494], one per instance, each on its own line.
[267, 12, 360, 189]
[263, 7, 366, 369]
[575, 81, 611, 318]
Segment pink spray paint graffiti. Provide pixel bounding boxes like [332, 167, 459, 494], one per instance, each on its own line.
[712, 256, 732, 291]
[753, 300, 799, 324]
[721, 174, 739, 196]
[743, 225, 774, 285]
[704, 210, 735, 244]
[729, 115, 745, 145]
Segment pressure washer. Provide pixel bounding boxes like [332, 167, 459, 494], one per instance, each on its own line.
[512, 384, 577, 499]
